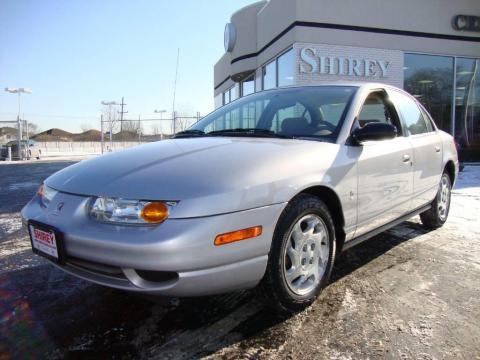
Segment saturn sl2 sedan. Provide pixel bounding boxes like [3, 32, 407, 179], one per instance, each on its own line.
[22, 83, 458, 312]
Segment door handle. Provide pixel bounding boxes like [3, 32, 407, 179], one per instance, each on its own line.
[435, 146, 441, 153]
[403, 154, 411, 162]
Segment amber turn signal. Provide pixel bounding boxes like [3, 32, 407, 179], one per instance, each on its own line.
[140, 202, 169, 223]
[37, 184, 45, 197]
[214, 226, 263, 246]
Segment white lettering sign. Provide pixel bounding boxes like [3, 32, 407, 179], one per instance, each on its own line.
[300, 47, 389, 78]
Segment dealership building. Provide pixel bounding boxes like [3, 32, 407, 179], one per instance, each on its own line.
[214, 0, 480, 160]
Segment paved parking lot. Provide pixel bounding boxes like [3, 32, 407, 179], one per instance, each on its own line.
[1, 161, 479, 359]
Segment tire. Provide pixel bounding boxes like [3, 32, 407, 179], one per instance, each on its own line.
[259, 194, 336, 313]
[420, 172, 452, 229]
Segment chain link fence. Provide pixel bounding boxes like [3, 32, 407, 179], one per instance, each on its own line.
[100, 112, 202, 153]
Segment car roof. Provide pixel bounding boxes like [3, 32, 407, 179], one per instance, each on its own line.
[251, 82, 405, 95]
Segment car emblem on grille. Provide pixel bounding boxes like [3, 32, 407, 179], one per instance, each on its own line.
[57, 202, 64, 211]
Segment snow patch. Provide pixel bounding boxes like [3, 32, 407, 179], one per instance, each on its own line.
[8, 181, 38, 191]
[0, 213, 22, 235]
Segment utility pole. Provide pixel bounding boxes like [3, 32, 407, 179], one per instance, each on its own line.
[138, 115, 142, 143]
[118, 97, 127, 132]
[100, 115, 104, 154]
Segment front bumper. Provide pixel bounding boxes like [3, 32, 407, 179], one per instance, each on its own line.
[21, 192, 287, 296]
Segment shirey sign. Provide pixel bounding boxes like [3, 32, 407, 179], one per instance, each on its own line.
[300, 47, 389, 77]
[294, 43, 404, 87]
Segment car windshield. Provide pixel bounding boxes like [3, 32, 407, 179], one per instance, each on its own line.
[184, 86, 357, 141]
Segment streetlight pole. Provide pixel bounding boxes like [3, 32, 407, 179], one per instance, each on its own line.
[154, 109, 167, 137]
[5, 87, 32, 160]
[154, 109, 167, 119]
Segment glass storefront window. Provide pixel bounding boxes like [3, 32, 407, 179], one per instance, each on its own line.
[230, 84, 238, 102]
[404, 54, 454, 134]
[262, 60, 276, 90]
[455, 58, 480, 160]
[277, 48, 294, 87]
[223, 88, 231, 105]
[223, 85, 238, 105]
[242, 74, 255, 96]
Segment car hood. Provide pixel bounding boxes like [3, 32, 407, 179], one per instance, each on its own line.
[46, 137, 341, 218]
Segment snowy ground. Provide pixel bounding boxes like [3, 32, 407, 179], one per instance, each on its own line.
[0, 155, 94, 165]
[0, 162, 479, 359]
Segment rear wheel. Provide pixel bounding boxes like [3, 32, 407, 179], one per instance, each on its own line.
[420, 172, 452, 229]
[259, 194, 336, 312]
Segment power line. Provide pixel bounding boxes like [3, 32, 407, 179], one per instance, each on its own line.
[0, 112, 98, 119]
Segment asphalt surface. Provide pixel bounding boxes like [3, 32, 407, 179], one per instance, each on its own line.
[1, 161, 479, 359]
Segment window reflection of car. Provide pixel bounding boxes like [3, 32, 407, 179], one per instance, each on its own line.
[21, 84, 458, 313]
[2, 140, 42, 160]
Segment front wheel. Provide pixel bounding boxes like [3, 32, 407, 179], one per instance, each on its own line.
[259, 194, 336, 312]
[420, 172, 452, 229]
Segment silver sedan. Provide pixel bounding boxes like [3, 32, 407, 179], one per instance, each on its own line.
[22, 83, 458, 312]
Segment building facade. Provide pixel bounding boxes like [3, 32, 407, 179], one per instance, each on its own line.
[214, 0, 480, 160]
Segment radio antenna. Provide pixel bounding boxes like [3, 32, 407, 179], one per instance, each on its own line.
[172, 48, 180, 115]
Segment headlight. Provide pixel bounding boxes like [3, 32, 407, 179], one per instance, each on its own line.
[89, 197, 171, 224]
[37, 183, 58, 207]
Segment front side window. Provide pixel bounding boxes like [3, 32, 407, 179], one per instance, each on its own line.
[189, 86, 357, 141]
[356, 91, 402, 136]
[358, 93, 394, 127]
[390, 90, 429, 135]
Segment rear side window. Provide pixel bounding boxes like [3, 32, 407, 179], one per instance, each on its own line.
[420, 108, 435, 133]
[390, 91, 430, 135]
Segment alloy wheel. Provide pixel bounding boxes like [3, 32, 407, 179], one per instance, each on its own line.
[282, 214, 330, 296]
[438, 174, 451, 221]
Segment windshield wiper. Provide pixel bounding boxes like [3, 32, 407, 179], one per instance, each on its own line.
[207, 128, 293, 139]
[172, 129, 206, 138]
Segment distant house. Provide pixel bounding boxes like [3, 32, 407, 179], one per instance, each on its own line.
[0, 127, 17, 146]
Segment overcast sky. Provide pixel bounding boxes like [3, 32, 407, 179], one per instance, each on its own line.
[0, 0, 255, 132]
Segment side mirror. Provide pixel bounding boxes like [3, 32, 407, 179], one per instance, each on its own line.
[352, 122, 397, 144]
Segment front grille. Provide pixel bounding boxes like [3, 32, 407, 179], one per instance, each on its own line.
[66, 257, 126, 279]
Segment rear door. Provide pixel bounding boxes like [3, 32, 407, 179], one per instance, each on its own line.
[388, 90, 443, 209]
[354, 90, 414, 237]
